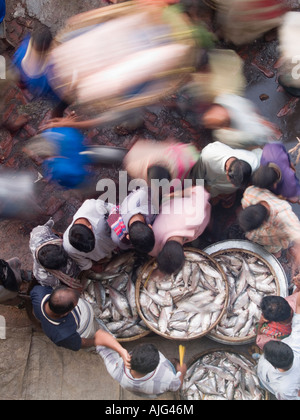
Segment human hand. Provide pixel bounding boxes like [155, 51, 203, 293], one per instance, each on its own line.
[39, 114, 79, 131]
[293, 274, 300, 292]
[175, 361, 187, 376]
[120, 349, 131, 369]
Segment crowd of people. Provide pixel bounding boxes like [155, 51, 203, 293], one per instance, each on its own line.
[1, 0, 300, 400]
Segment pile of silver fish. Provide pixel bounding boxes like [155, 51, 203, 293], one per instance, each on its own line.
[138, 251, 227, 339]
[182, 351, 266, 400]
[211, 251, 278, 341]
[83, 252, 150, 339]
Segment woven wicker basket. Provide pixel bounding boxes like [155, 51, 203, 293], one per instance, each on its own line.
[135, 247, 229, 341]
[180, 348, 270, 400]
[117, 329, 151, 343]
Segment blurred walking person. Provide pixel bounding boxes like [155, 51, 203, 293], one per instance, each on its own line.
[215, 0, 288, 46]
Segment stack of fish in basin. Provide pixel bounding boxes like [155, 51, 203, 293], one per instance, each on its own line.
[181, 350, 268, 400]
[136, 249, 229, 340]
[83, 251, 150, 341]
[208, 249, 280, 344]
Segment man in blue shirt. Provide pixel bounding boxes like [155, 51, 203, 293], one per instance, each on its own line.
[30, 285, 97, 351]
[25, 127, 91, 189]
[25, 126, 127, 189]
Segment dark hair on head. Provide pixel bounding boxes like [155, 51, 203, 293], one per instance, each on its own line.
[48, 286, 80, 315]
[147, 166, 171, 183]
[128, 221, 155, 254]
[264, 340, 294, 370]
[252, 166, 279, 190]
[157, 240, 185, 274]
[32, 27, 53, 52]
[261, 296, 292, 322]
[237, 204, 269, 233]
[38, 244, 69, 270]
[228, 159, 252, 188]
[131, 343, 159, 374]
[0, 259, 18, 292]
[69, 224, 95, 253]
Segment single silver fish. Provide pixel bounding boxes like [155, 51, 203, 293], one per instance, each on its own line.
[199, 261, 222, 279]
[108, 286, 132, 319]
[158, 307, 169, 334]
[249, 262, 270, 274]
[233, 310, 249, 335]
[106, 319, 128, 333]
[94, 281, 106, 311]
[126, 276, 138, 318]
[111, 272, 130, 291]
[103, 252, 135, 272]
[117, 324, 148, 338]
[142, 288, 173, 307]
[202, 364, 236, 382]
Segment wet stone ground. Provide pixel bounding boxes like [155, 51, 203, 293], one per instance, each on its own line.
[0, 2, 300, 289]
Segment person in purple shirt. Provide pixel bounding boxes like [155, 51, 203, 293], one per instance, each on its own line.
[251, 143, 300, 204]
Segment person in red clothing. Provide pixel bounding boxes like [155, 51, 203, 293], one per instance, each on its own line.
[256, 294, 299, 350]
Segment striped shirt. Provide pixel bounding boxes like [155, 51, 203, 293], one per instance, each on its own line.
[96, 347, 182, 398]
[257, 313, 300, 400]
[242, 186, 300, 253]
[31, 285, 95, 351]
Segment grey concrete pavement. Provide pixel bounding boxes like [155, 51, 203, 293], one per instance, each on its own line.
[0, 302, 258, 400]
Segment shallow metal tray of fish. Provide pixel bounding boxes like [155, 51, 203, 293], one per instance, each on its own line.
[203, 240, 289, 297]
[203, 240, 289, 346]
[135, 248, 229, 341]
[181, 348, 270, 401]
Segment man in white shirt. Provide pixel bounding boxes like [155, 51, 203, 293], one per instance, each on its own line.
[257, 292, 300, 400]
[189, 141, 262, 198]
[63, 199, 116, 272]
[95, 329, 186, 399]
[202, 94, 278, 149]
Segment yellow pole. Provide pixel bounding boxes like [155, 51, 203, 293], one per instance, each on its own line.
[179, 344, 185, 367]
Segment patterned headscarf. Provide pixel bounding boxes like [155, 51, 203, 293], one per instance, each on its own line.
[35, 239, 83, 291]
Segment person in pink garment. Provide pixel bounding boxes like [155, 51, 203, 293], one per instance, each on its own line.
[123, 139, 200, 190]
[149, 185, 211, 274]
[256, 292, 299, 351]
